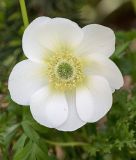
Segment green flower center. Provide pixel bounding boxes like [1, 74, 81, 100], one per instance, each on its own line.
[57, 62, 73, 79]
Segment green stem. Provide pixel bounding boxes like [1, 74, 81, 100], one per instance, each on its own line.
[19, 0, 29, 28]
[44, 139, 89, 147]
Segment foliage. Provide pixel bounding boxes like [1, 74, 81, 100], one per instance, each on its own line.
[0, 0, 136, 159]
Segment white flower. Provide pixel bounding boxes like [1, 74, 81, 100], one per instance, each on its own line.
[8, 17, 124, 131]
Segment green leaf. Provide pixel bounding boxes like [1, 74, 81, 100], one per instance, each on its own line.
[21, 121, 40, 143]
[4, 123, 20, 146]
[113, 41, 130, 58]
[13, 134, 27, 151]
[13, 140, 32, 160]
[33, 143, 49, 160]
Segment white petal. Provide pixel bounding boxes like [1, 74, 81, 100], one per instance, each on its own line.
[56, 90, 86, 131]
[76, 88, 94, 122]
[85, 54, 124, 90]
[77, 24, 115, 57]
[23, 17, 83, 62]
[37, 18, 83, 52]
[8, 60, 47, 105]
[30, 87, 68, 128]
[76, 76, 112, 122]
[22, 17, 52, 62]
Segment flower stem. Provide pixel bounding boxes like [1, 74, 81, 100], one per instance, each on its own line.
[19, 0, 29, 28]
[44, 139, 89, 147]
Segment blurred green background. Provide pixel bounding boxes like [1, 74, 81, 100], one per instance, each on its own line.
[0, 0, 136, 160]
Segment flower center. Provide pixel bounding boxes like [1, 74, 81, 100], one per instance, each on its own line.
[57, 62, 73, 79]
[46, 53, 85, 91]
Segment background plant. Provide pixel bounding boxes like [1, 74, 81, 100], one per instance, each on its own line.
[0, 0, 136, 160]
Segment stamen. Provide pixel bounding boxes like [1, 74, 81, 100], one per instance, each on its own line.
[46, 53, 85, 91]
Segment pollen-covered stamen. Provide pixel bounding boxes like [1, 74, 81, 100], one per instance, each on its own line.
[46, 53, 85, 91]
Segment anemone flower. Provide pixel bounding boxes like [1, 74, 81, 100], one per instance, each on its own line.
[8, 17, 123, 131]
